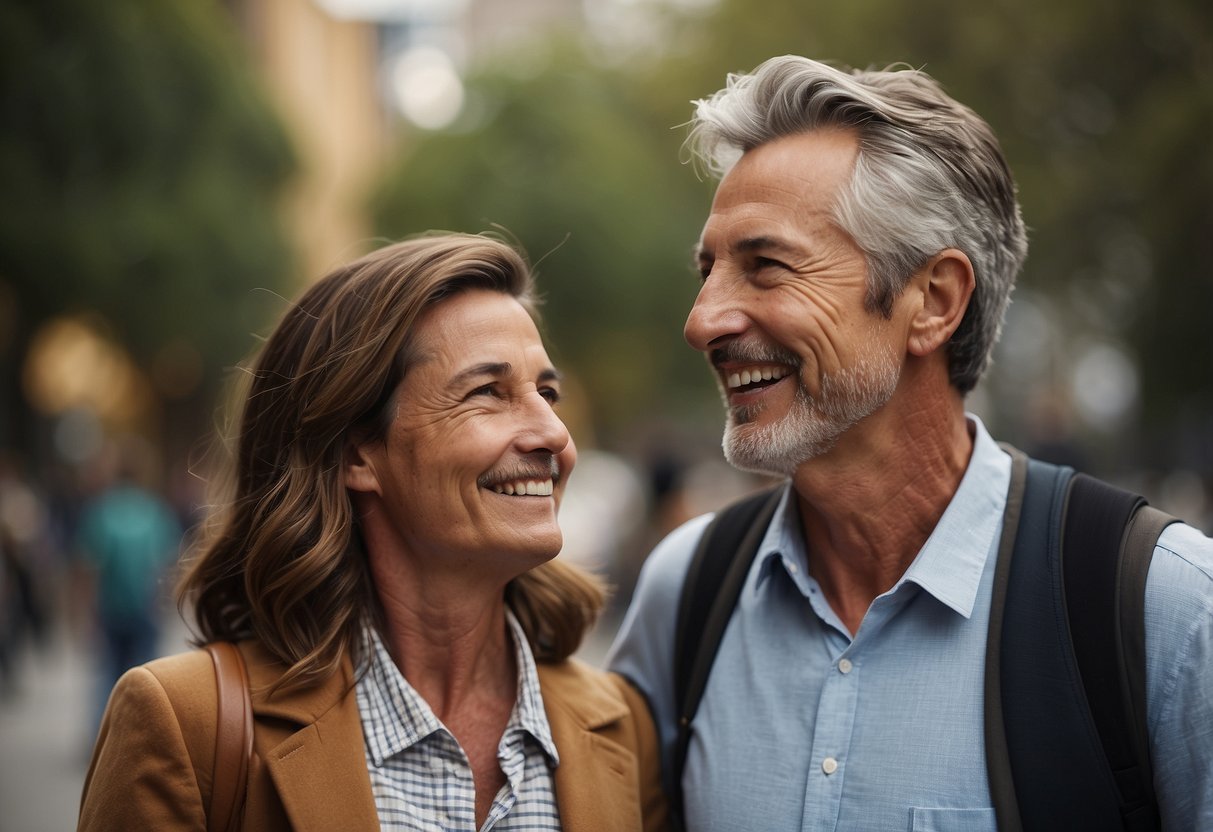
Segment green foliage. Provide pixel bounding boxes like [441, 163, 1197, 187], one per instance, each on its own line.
[0, 0, 295, 369]
[373, 43, 717, 443]
[683, 0, 1213, 469]
[374, 0, 1212, 470]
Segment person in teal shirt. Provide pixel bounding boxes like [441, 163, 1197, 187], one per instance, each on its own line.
[77, 446, 182, 729]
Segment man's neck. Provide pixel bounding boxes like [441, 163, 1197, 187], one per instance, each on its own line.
[792, 387, 973, 635]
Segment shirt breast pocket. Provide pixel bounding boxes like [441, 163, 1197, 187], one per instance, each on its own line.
[909, 806, 997, 831]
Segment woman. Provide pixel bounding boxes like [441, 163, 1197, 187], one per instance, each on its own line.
[78, 233, 668, 831]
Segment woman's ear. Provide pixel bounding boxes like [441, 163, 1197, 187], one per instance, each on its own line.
[906, 248, 975, 357]
[343, 434, 382, 495]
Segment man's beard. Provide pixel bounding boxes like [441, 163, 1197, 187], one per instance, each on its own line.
[721, 346, 900, 477]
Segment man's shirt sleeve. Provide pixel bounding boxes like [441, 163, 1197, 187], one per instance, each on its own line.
[1145, 520, 1213, 830]
[606, 513, 714, 796]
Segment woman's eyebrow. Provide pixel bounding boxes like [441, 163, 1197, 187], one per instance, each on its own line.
[447, 363, 563, 388]
[448, 362, 511, 389]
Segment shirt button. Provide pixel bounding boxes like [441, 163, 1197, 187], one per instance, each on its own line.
[838, 658, 853, 674]
[786, 560, 799, 574]
[822, 757, 839, 775]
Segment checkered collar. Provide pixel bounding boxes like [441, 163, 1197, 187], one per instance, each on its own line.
[356, 609, 559, 767]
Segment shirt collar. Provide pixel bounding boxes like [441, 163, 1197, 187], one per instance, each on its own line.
[755, 414, 1010, 619]
[356, 609, 559, 767]
[504, 609, 559, 764]
[897, 415, 1010, 618]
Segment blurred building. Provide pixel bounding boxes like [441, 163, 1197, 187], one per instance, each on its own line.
[221, 0, 584, 285]
[223, 0, 387, 283]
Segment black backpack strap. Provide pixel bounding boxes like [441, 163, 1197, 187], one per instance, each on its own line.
[989, 447, 1173, 831]
[671, 486, 782, 831]
[1064, 475, 1170, 831]
[997, 453, 1125, 830]
[1117, 503, 1176, 829]
[984, 446, 1029, 832]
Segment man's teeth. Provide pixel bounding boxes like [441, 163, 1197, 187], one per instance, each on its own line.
[492, 480, 554, 496]
[726, 365, 791, 390]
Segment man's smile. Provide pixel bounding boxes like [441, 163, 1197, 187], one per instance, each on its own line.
[724, 364, 792, 392]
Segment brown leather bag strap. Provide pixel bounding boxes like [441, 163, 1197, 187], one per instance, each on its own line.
[205, 642, 253, 832]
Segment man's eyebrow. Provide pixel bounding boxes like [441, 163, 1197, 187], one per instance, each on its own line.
[696, 235, 799, 267]
[733, 235, 798, 256]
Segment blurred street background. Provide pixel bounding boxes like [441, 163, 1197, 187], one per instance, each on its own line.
[1, 0, 1211, 828]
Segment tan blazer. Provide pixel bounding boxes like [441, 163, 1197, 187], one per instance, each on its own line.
[78, 640, 668, 831]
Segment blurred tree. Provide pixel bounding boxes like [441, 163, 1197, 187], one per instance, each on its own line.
[373, 0, 1212, 474]
[372, 39, 717, 446]
[640, 0, 1213, 476]
[0, 0, 295, 456]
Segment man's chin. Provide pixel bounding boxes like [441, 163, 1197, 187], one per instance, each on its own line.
[722, 423, 801, 478]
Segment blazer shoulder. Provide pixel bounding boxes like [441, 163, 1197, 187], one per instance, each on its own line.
[80, 658, 214, 830]
[142, 647, 219, 696]
[538, 658, 670, 832]
[538, 658, 636, 728]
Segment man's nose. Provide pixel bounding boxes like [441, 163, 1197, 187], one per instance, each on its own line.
[684, 273, 749, 352]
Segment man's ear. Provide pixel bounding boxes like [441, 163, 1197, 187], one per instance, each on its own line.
[343, 434, 382, 495]
[906, 248, 975, 357]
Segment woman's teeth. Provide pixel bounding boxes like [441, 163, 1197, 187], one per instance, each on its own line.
[492, 480, 554, 496]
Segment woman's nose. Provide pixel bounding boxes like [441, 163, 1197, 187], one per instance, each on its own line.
[518, 391, 571, 455]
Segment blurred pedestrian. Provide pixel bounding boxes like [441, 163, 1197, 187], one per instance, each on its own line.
[74, 439, 182, 730]
[0, 454, 52, 695]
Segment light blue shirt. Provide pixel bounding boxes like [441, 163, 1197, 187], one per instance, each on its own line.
[607, 418, 1213, 831]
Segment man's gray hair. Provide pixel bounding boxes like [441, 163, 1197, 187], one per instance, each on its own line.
[688, 56, 1028, 394]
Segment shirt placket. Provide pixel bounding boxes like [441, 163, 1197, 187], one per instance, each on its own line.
[481, 733, 525, 831]
[797, 570, 909, 832]
[801, 618, 858, 832]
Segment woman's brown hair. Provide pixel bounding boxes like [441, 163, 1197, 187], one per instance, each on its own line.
[178, 233, 604, 693]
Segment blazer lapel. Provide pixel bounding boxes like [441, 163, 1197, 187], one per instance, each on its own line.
[539, 663, 643, 832]
[242, 643, 380, 831]
[264, 715, 380, 831]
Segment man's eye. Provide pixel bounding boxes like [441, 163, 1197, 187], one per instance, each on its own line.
[467, 384, 498, 400]
[755, 256, 786, 270]
[539, 387, 561, 404]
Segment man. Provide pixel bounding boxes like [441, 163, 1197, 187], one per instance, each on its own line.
[608, 56, 1213, 830]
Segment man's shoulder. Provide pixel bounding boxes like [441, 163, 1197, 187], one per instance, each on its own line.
[1149, 520, 1213, 620]
[630, 511, 716, 603]
[1155, 520, 1213, 578]
[605, 512, 717, 684]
